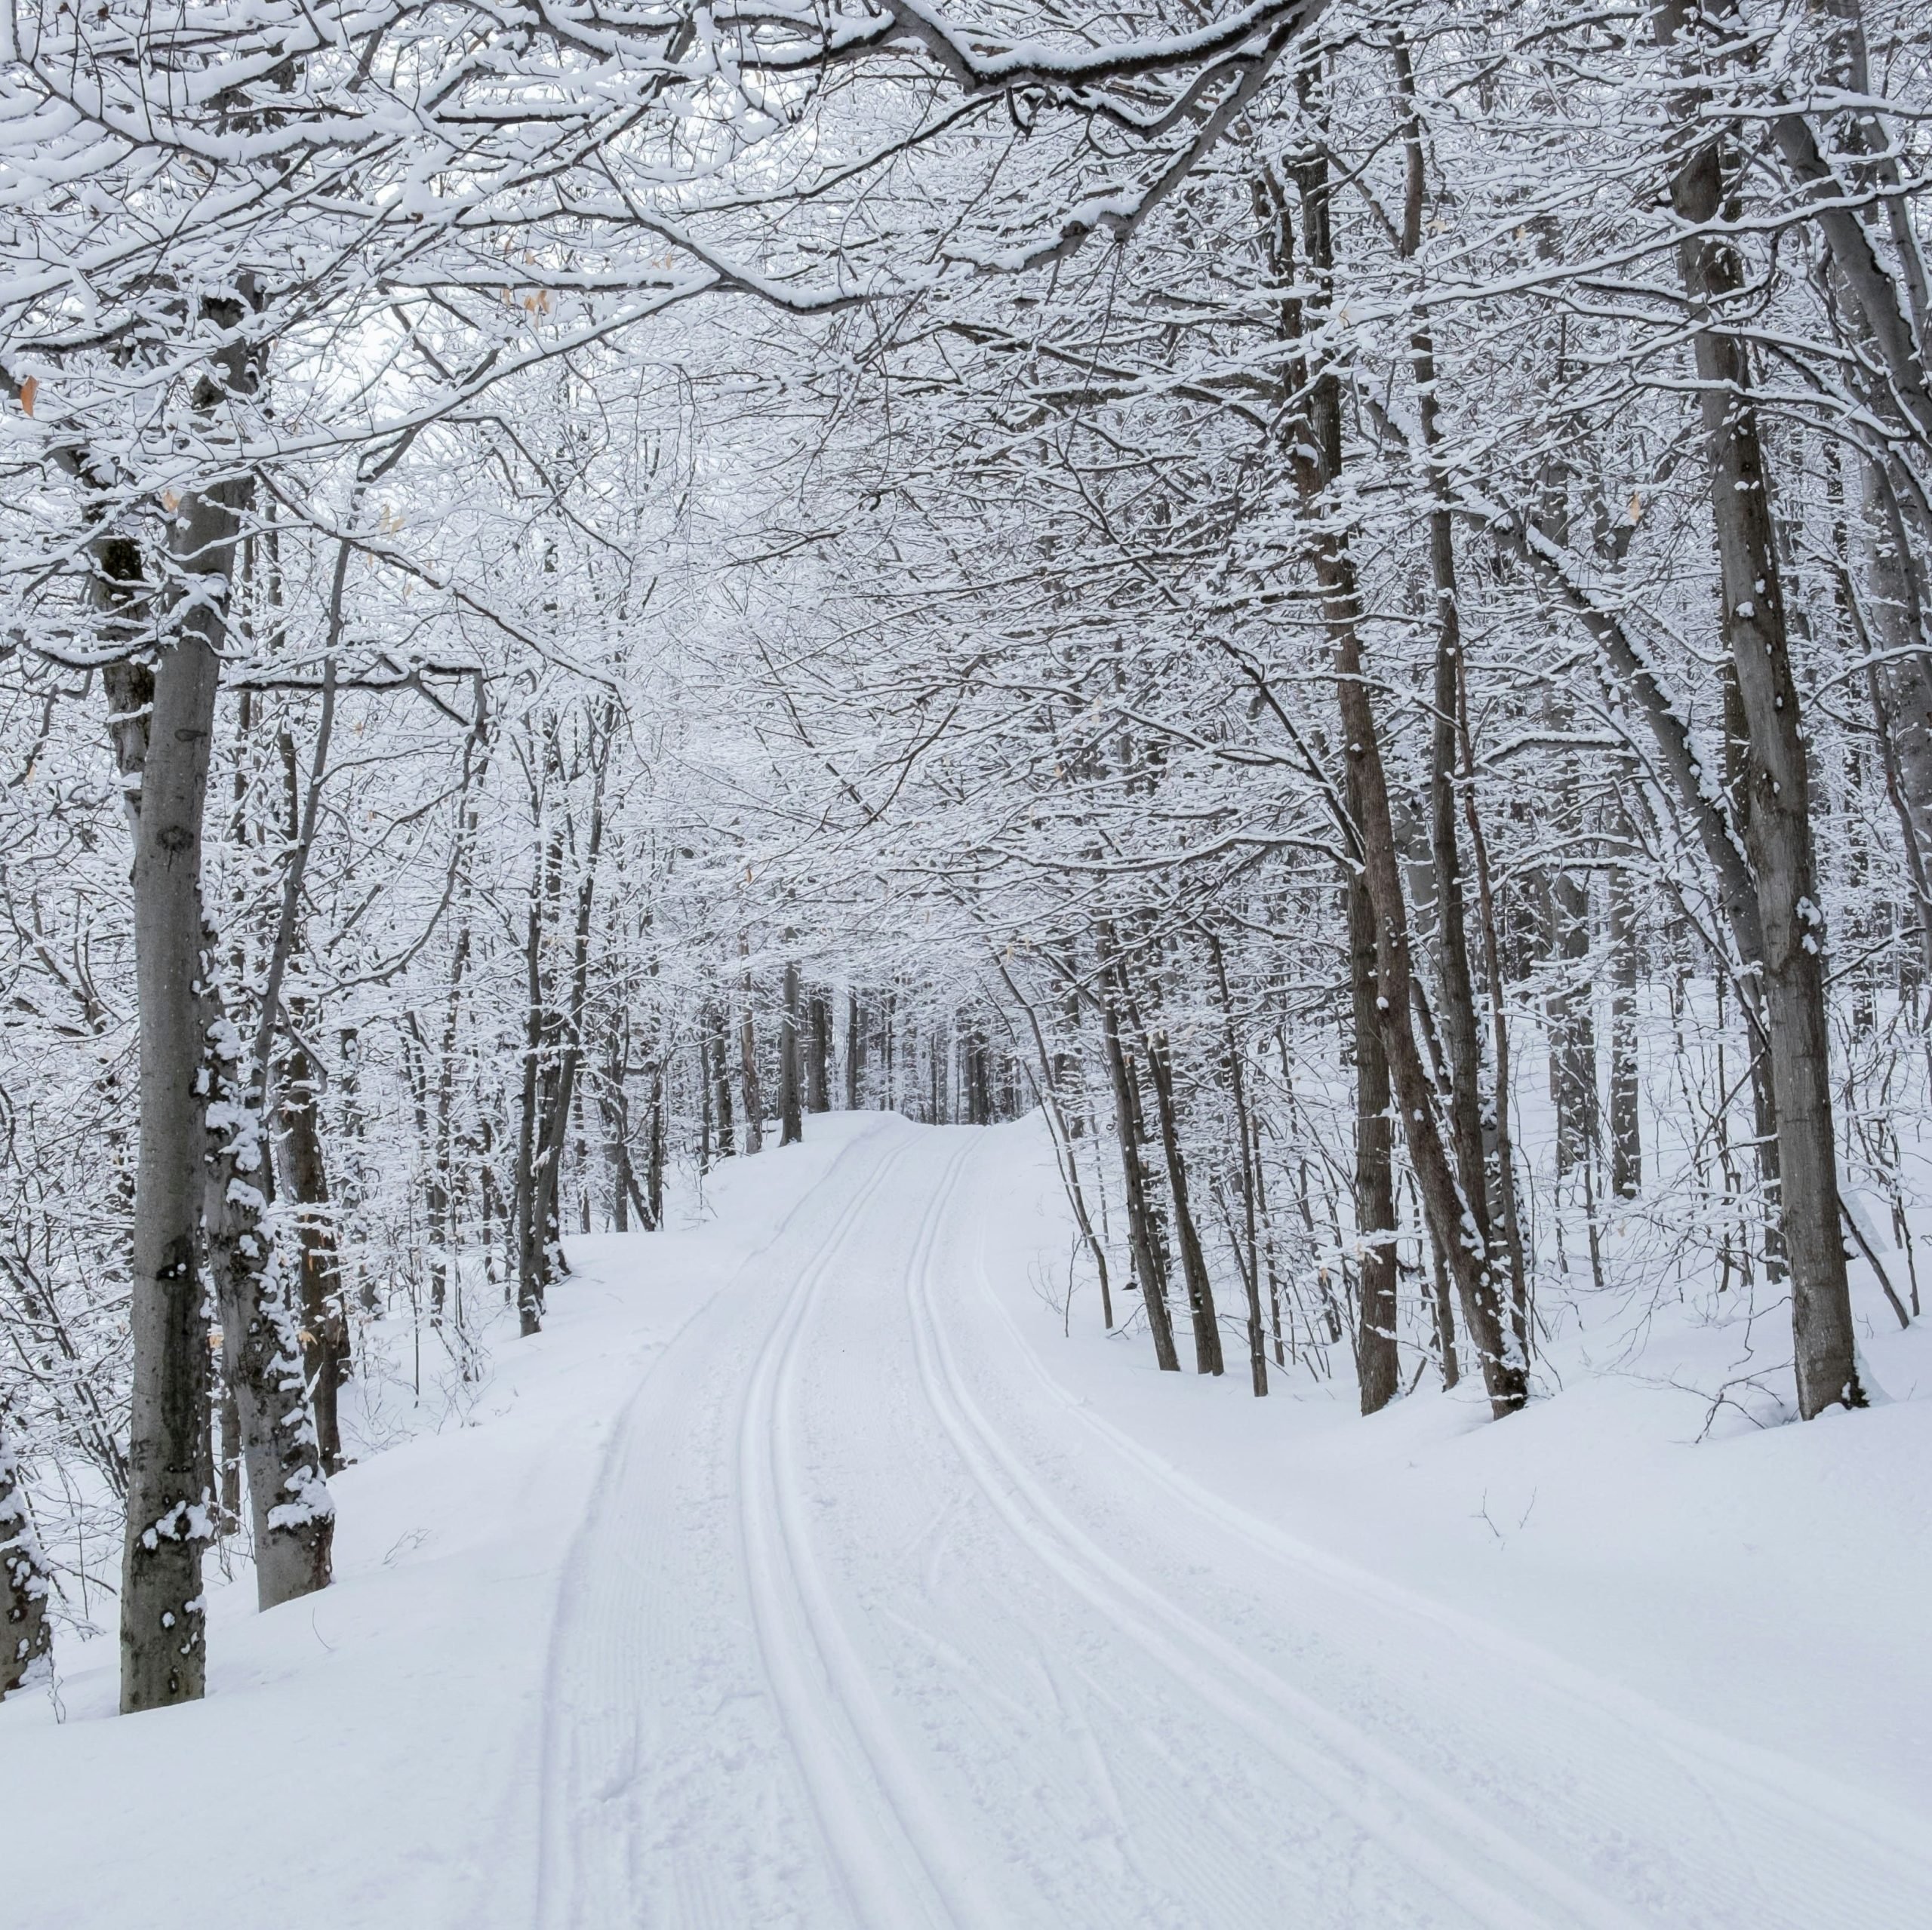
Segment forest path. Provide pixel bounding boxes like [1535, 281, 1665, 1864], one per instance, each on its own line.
[529, 1116, 1932, 1930]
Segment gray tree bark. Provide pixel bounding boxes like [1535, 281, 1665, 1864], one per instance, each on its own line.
[1392, 38, 1528, 1360]
[1097, 930, 1180, 1372]
[738, 946, 765, 1153]
[1607, 850, 1643, 1198]
[275, 1033, 346, 1471]
[1272, 69, 1527, 1415]
[115, 607, 222, 1709]
[807, 991, 831, 1112]
[1205, 933, 1268, 1394]
[645, 1059, 666, 1226]
[204, 981, 336, 1609]
[515, 815, 552, 1335]
[198, 604, 337, 1612]
[1346, 853, 1400, 1415]
[1139, 1010, 1225, 1376]
[0, 1423, 53, 1698]
[1663, 4, 1863, 1415]
[598, 1025, 637, 1232]
[780, 961, 803, 1146]
[844, 988, 863, 1108]
[711, 1008, 736, 1157]
[516, 701, 614, 1326]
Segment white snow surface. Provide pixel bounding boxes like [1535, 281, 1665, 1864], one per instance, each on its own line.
[5, 1111, 1930, 1928]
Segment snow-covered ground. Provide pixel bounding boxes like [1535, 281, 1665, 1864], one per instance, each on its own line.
[4, 1111, 1928, 1928]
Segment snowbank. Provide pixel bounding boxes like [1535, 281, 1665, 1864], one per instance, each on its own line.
[0, 1117, 872, 1930]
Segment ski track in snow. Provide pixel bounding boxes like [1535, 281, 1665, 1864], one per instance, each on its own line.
[966, 1241, 1932, 1913]
[533, 1120, 1932, 1929]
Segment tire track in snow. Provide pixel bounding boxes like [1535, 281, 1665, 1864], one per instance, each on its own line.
[962, 1160, 1932, 1928]
[904, 1136, 1647, 1930]
[534, 1123, 896, 1930]
[740, 1132, 1004, 1930]
[791, 1132, 1284, 1930]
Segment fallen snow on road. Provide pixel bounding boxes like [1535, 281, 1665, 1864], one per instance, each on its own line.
[5, 1111, 1929, 1928]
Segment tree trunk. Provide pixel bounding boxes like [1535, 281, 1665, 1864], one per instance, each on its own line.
[1097, 934, 1180, 1372]
[645, 1059, 666, 1226]
[1207, 933, 1268, 1394]
[739, 951, 765, 1153]
[574, 1089, 592, 1234]
[807, 991, 831, 1112]
[275, 1032, 347, 1472]
[711, 1008, 736, 1157]
[991, 950, 1116, 1332]
[1274, 69, 1527, 1415]
[217, 1378, 242, 1531]
[1841, 461, 1932, 993]
[1546, 863, 1598, 1182]
[205, 983, 336, 1610]
[1859, 468, 1932, 865]
[780, 961, 804, 1146]
[964, 1032, 989, 1125]
[599, 1025, 634, 1232]
[1140, 1016, 1225, 1376]
[430, 875, 480, 1318]
[1664, 8, 1863, 1415]
[259, 692, 353, 1453]
[515, 880, 546, 1335]
[114, 615, 222, 1708]
[517, 703, 614, 1320]
[845, 988, 863, 1108]
[1607, 849, 1642, 1197]
[698, 1030, 715, 1169]
[1395, 37, 1500, 1298]
[1346, 856, 1400, 1415]
[0, 1422, 53, 1698]
[1391, 42, 1534, 1345]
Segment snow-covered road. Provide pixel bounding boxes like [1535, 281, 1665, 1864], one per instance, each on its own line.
[7, 1111, 1928, 1930]
[527, 1118, 1932, 1930]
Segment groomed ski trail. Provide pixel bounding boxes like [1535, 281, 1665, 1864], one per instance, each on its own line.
[531, 1117, 1932, 1930]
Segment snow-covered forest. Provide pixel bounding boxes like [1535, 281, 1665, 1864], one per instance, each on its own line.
[2, 1, 1930, 1923]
